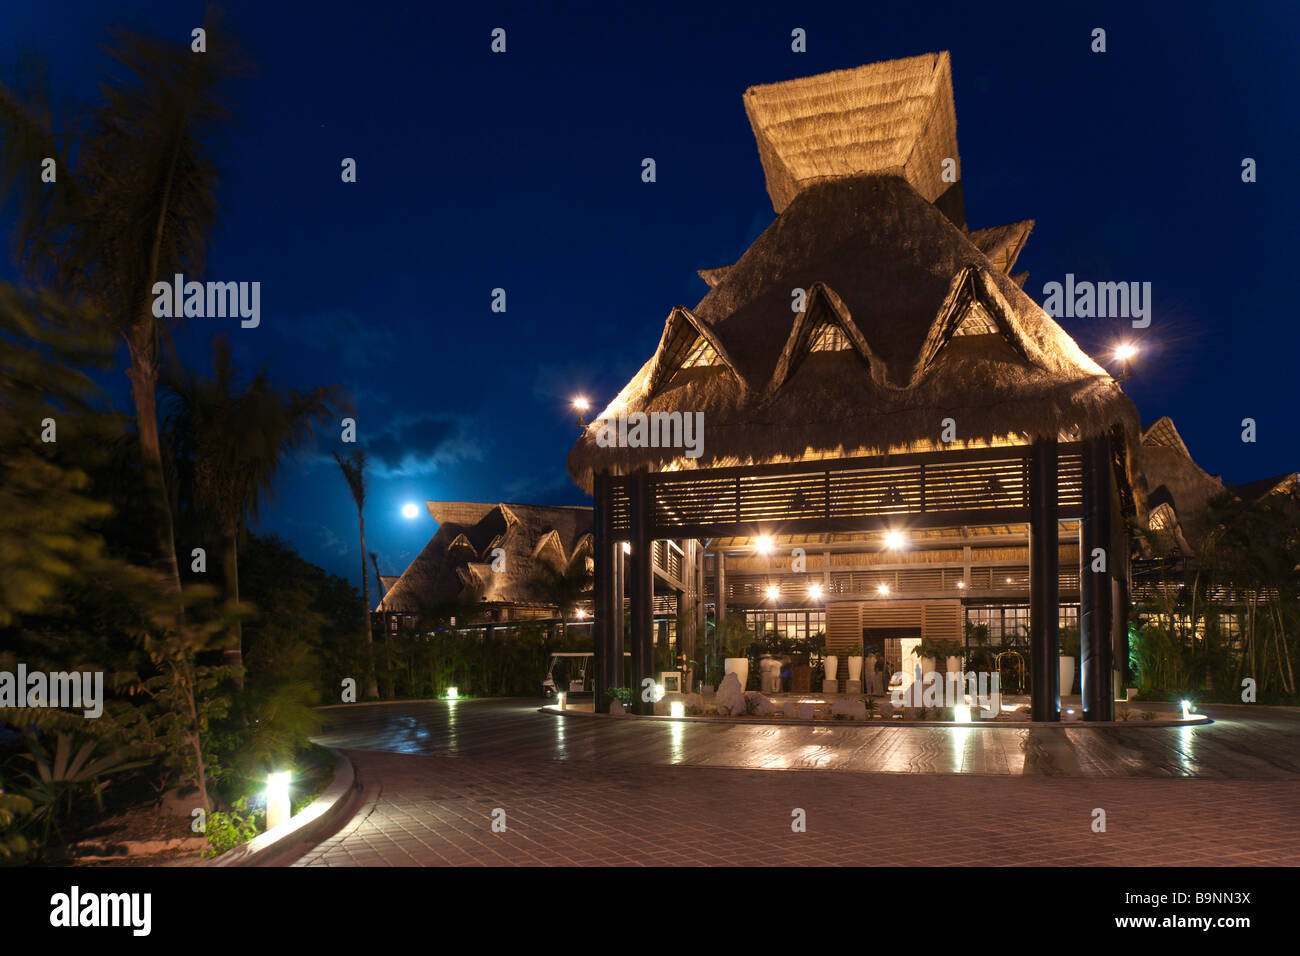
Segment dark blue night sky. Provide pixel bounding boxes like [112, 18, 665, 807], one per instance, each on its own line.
[4, 0, 1298, 590]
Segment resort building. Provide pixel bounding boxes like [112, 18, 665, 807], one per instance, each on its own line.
[374, 501, 595, 638]
[567, 52, 1144, 719]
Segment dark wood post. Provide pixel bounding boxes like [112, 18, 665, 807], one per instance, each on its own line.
[592, 472, 612, 701]
[612, 527, 625, 689]
[629, 472, 654, 714]
[1029, 438, 1060, 721]
[1081, 435, 1115, 720]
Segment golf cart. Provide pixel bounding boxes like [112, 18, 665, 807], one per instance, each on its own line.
[541, 651, 630, 698]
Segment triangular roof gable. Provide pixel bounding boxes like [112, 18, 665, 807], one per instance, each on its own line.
[646, 305, 743, 397]
[915, 266, 1039, 381]
[692, 176, 1106, 395]
[769, 282, 882, 391]
[1141, 416, 1192, 458]
[968, 220, 1034, 273]
[531, 529, 566, 569]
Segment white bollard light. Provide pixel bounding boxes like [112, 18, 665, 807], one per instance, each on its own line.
[266, 772, 291, 830]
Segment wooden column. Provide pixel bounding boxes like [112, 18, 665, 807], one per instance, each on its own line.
[716, 550, 727, 639]
[592, 473, 612, 700]
[612, 532, 625, 690]
[1029, 437, 1061, 722]
[629, 472, 654, 714]
[1080, 435, 1115, 721]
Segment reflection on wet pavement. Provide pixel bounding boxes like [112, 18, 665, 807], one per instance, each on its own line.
[312, 700, 1300, 778]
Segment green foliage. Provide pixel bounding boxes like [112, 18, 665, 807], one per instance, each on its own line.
[200, 796, 259, 858]
[719, 616, 754, 658]
[17, 732, 150, 841]
[0, 791, 38, 865]
[1058, 625, 1081, 659]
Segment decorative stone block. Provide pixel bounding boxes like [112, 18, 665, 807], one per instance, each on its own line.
[845, 680, 862, 694]
[609, 699, 626, 716]
[795, 702, 816, 720]
[714, 672, 746, 716]
[823, 679, 839, 695]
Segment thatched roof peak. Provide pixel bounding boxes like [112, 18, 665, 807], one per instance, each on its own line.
[743, 52, 963, 222]
[569, 173, 1138, 491]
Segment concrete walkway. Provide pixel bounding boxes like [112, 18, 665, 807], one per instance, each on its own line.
[292, 700, 1300, 866]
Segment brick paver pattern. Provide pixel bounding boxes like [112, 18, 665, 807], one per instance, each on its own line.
[293, 701, 1300, 867]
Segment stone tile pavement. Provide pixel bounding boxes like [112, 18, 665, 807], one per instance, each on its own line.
[293, 700, 1300, 866]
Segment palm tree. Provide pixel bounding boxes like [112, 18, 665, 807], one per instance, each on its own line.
[163, 337, 339, 688]
[531, 553, 594, 645]
[334, 448, 379, 699]
[0, 10, 241, 592]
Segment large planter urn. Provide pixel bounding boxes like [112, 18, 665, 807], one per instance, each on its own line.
[848, 656, 864, 682]
[823, 656, 839, 682]
[1060, 656, 1076, 696]
[724, 658, 749, 692]
[946, 656, 962, 676]
[918, 656, 936, 678]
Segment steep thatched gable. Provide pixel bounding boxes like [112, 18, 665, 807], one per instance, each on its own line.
[646, 305, 744, 398]
[968, 220, 1034, 273]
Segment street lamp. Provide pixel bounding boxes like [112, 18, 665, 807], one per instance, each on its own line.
[573, 396, 591, 427]
[1113, 343, 1138, 382]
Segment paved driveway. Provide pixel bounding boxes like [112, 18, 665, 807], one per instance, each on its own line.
[293, 700, 1300, 866]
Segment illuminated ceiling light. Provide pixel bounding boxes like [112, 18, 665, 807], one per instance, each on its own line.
[574, 609, 587, 619]
[754, 535, 774, 555]
[884, 530, 905, 550]
[1006, 577, 1013, 584]
[877, 584, 890, 596]
[808, 583, 823, 600]
[622, 542, 631, 554]
[401, 502, 420, 519]
[765, 585, 780, 601]
[956, 581, 965, 589]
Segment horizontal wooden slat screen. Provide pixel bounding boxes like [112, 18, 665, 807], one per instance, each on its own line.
[634, 445, 1086, 538]
[825, 602, 861, 662]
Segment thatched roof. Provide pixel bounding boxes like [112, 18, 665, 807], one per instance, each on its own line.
[378, 502, 592, 614]
[1137, 417, 1226, 548]
[567, 172, 1139, 492]
[743, 52, 964, 224]
[968, 220, 1033, 273]
[1230, 472, 1298, 503]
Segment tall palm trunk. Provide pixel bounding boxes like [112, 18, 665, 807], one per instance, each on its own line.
[357, 509, 379, 699]
[220, 523, 244, 690]
[126, 328, 182, 593]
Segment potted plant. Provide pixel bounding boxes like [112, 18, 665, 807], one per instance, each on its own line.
[845, 642, 865, 683]
[1059, 625, 1080, 696]
[720, 616, 754, 691]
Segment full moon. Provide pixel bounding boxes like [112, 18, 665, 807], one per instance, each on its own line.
[401, 503, 419, 519]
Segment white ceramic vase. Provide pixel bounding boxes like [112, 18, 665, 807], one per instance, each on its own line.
[724, 658, 749, 691]
[823, 656, 838, 682]
[848, 656, 864, 681]
[1060, 656, 1076, 696]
